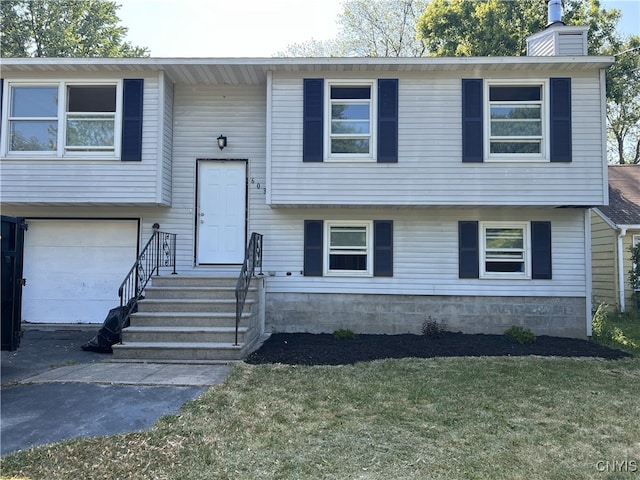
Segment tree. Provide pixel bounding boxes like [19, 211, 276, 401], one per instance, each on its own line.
[605, 38, 640, 164]
[281, 0, 428, 57]
[0, 0, 148, 57]
[416, 0, 621, 56]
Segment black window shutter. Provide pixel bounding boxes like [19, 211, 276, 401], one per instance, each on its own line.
[377, 79, 398, 163]
[550, 78, 572, 162]
[304, 220, 323, 276]
[0, 79, 3, 138]
[303, 78, 324, 162]
[373, 220, 393, 276]
[459, 221, 479, 278]
[462, 79, 483, 163]
[121, 79, 144, 161]
[531, 221, 552, 279]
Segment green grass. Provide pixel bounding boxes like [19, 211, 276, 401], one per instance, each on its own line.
[2, 355, 640, 480]
[592, 306, 640, 356]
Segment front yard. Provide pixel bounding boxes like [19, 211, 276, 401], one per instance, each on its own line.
[2, 344, 639, 479]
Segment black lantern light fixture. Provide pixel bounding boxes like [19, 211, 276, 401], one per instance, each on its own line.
[217, 134, 227, 150]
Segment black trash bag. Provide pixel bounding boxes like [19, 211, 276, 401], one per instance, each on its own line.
[81, 298, 139, 354]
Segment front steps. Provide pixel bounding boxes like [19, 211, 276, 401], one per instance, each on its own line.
[112, 275, 262, 362]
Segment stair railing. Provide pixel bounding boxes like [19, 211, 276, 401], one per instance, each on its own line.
[117, 224, 177, 340]
[235, 232, 263, 345]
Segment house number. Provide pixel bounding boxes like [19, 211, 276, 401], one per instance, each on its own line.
[251, 178, 266, 194]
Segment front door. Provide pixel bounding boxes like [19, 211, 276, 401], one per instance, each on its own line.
[196, 160, 247, 265]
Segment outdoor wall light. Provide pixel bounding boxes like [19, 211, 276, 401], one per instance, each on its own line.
[217, 134, 227, 150]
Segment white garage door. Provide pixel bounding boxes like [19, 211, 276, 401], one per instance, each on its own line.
[22, 220, 138, 324]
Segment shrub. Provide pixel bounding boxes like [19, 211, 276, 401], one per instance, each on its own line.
[421, 317, 447, 338]
[333, 328, 357, 340]
[504, 326, 536, 344]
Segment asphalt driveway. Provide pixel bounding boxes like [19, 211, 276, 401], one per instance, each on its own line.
[1, 328, 231, 456]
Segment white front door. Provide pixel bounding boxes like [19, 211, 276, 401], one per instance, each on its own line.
[196, 161, 246, 264]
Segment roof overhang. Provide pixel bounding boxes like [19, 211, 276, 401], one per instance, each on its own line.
[0, 56, 615, 85]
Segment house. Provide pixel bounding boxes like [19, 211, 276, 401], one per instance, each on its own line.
[0, 20, 614, 357]
[591, 165, 640, 312]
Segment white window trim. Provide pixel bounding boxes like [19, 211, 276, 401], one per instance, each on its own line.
[480, 221, 531, 279]
[2, 79, 123, 160]
[484, 79, 549, 163]
[324, 79, 377, 163]
[324, 220, 373, 277]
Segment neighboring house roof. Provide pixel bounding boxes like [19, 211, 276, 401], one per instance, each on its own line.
[598, 165, 640, 227]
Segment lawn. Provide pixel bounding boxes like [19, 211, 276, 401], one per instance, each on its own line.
[2, 353, 639, 479]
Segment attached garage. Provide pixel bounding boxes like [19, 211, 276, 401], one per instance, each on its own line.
[22, 219, 139, 324]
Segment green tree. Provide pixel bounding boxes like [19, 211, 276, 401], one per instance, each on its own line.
[416, 0, 621, 56]
[605, 38, 640, 164]
[281, 0, 428, 57]
[0, 0, 148, 57]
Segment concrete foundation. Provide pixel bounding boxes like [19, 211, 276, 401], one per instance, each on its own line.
[266, 293, 587, 338]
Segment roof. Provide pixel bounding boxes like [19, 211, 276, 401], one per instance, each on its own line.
[598, 165, 640, 227]
[0, 55, 615, 86]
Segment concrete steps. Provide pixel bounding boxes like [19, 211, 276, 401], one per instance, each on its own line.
[113, 276, 259, 362]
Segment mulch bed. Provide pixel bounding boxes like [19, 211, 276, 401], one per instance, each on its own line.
[245, 332, 632, 366]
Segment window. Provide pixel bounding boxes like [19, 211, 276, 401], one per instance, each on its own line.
[326, 222, 371, 275]
[328, 84, 372, 157]
[304, 220, 393, 277]
[462, 78, 571, 163]
[3, 80, 133, 159]
[65, 85, 116, 152]
[481, 223, 529, 277]
[303, 78, 397, 163]
[8, 85, 58, 152]
[489, 85, 543, 156]
[487, 83, 545, 160]
[459, 220, 552, 280]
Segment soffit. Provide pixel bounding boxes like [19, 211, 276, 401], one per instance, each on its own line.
[0, 56, 614, 85]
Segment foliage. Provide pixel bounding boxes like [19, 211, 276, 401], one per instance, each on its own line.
[606, 37, 640, 164]
[592, 302, 640, 356]
[629, 241, 640, 291]
[332, 328, 358, 340]
[421, 316, 447, 337]
[281, 0, 428, 57]
[0, 0, 149, 57]
[504, 325, 536, 344]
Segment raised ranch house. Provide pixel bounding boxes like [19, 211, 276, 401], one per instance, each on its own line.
[0, 22, 614, 359]
[591, 165, 640, 312]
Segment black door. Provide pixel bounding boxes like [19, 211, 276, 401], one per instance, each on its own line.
[1, 216, 26, 351]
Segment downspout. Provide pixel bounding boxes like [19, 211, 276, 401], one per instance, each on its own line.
[585, 210, 593, 337]
[618, 227, 628, 312]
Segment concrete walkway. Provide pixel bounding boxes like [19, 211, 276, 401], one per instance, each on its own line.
[1, 327, 232, 456]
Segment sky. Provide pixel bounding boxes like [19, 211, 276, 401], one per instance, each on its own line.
[117, 0, 640, 58]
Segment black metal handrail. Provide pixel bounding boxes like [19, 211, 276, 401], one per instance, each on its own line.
[117, 224, 177, 339]
[235, 232, 263, 345]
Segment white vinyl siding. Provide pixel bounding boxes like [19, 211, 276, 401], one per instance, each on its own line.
[268, 71, 607, 207]
[0, 73, 165, 205]
[258, 206, 586, 298]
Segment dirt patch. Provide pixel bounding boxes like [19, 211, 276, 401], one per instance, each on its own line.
[245, 332, 631, 366]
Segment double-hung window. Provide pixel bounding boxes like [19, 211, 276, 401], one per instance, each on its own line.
[5, 81, 121, 157]
[481, 222, 530, 278]
[326, 221, 372, 276]
[487, 83, 545, 160]
[326, 81, 375, 161]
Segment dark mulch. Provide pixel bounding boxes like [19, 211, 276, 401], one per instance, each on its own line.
[245, 332, 632, 366]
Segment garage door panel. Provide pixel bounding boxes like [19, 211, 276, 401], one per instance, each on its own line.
[22, 220, 138, 324]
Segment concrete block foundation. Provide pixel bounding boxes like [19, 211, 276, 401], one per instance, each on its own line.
[266, 293, 587, 338]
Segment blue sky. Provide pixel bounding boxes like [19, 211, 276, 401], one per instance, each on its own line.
[118, 0, 640, 57]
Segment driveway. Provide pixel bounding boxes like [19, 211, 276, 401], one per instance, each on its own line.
[1, 328, 231, 456]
